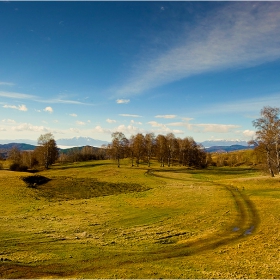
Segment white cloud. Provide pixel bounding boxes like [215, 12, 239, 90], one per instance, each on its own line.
[186, 123, 240, 133]
[3, 104, 28, 111]
[11, 123, 49, 132]
[243, 129, 255, 139]
[119, 114, 142, 117]
[93, 125, 111, 134]
[0, 128, 6, 131]
[167, 122, 184, 126]
[116, 2, 280, 96]
[131, 120, 142, 125]
[115, 124, 144, 135]
[2, 119, 16, 124]
[116, 99, 130, 104]
[69, 128, 80, 133]
[148, 121, 165, 128]
[44, 106, 53, 113]
[53, 120, 59, 123]
[76, 121, 86, 125]
[148, 121, 184, 134]
[70, 113, 77, 117]
[106, 118, 117, 123]
[155, 115, 177, 119]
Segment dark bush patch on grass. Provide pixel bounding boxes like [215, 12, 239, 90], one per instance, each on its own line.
[22, 175, 51, 188]
[31, 176, 150, 201]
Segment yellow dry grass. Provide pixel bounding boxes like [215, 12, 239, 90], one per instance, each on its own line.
[0, 161, 279, 278]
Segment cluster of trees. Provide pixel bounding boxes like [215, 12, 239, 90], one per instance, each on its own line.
[212, 149, 263, 167]
[107, 132, 208, 168]
[250, 106, 280, 177]
[7, 133, 59, 171]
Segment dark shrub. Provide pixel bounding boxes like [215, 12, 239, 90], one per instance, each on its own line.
[22, 175, 51, 188]
[10, 163, 28, 172]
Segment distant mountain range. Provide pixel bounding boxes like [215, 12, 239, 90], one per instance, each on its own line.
[0, 137, 109, 148]
[200, 139, 249, 148]
[56, 137, 109, 148]
[205, 145, 254, 153]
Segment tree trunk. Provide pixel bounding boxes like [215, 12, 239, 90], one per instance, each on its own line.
[266, 147, 274, 177]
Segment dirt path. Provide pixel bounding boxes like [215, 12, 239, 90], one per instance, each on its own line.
[145, 169, 260, 259]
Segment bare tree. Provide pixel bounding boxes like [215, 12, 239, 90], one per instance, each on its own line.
[129, 135, 135, 167]
[133, 133, 145, 167]
[111, 132, 128, 167]
[35, 133, 59, 169]
[8, 146, 22, 164]
[144, 133, 155, 167]
[156, 134, 167, 167]
[252, 106, 280, 177]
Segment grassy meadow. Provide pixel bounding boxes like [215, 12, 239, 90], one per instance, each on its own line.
[0, 159, 279, 278]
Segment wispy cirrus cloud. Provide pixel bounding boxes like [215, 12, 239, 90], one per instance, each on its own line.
[0, 91, 94, 105]
[0, 91, 35, 99]
[69, 113, 77, 117]
[3, 104, 28, 111]
[155, 115, 177, 119]
[202, 92, 280, 115]
[0, 82, 14, 86]
[116, 2, 280, 96]
[119, 114, 142, 118]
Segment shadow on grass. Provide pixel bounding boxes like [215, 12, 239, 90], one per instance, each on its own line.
[50, 161, 113, 171]
[25, 176, 150, 201]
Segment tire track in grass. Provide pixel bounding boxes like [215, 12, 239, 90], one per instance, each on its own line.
[145, 169, 260, 259]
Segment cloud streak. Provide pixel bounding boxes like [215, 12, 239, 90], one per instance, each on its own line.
[0, 91, 95, 105]
[3, 104, 28, 111]
[119, 114, 142, 118]
[0, 82, 14, 86]
[155, 115, 177, 119]
[116, 2, 280, 96]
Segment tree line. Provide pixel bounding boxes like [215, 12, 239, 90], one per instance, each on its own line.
[5, 133, 59, 171]
[3, 133, 107, 171]
[106, 132, 208, 168]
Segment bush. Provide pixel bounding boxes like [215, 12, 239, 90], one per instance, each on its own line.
[0, 162, 3, 170]
[22, 175, 51, 188]
[9, 163, 28, 172]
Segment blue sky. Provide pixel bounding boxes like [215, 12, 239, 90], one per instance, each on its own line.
[1, 1, 280, 143]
